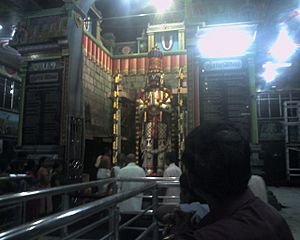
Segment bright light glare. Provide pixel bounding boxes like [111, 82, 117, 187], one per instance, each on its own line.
[0, 24, 3, 31]
[197, 26, 256, 58]
[262, 61, 292, 69]
[261, 68, 278, 83]
[151, 0, 173, 13]
[11, 28, 16, 37]
[261, 60, 292, 83]
[269, 25, 297, 62]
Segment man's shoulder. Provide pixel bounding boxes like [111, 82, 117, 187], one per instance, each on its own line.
[164, 164, 182, 176]
[175, 217, 273, 240]
[182, 201, 292, 240]
[118, 166, 129, 173]
[170, 164, 181, 171]
[135, 165, 146, 175]
[118, 166, 128, 175]
[119, 164, 145, 174]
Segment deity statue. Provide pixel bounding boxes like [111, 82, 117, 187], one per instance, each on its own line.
[136, 47, 172, 176]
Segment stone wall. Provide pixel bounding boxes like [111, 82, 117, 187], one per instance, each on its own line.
[82, 56, 112, 139]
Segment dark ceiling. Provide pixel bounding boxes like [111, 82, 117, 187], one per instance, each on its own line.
[0, 0, 298, 42]
[97, 0, 299, 42]
[0, 0, 300, 88]
[0, 0, 64, 39]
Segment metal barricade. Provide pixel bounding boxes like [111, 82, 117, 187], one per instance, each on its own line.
[0, 177, 180, 240]
[117, 177, 180, 239]
[0, 182, 157, 240]
[0, 175, 33, 230]
[0, 178, 117, 230]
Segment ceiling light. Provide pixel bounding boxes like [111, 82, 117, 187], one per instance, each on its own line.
[269, 24, 297, 62]
[197, 25, 256, 58]
[151, 0, 173, 13]
[262, 62, 292, 69]
[261, 67, 278, 83]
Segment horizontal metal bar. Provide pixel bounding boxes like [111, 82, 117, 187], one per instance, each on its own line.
[143, 195, 179, 199]
[64, 215, 110, 240]
[123, 226, 148, 231]
[135, 222, 156, 240]
[0, 182, 156, 240]
[0, 204, 20, 213]
[119, 204, 153, 230]
[118, 177, 179, 182]
[0, 178, 116, 207]
[0, 175, 32, 181]
[99, 231, 114, 240]
[117, 210, 154, 215]
[0, 177, 179, 207]
[157, 182, 180, 187]
[287, 148, 300, 152]
[158, 202, 180, 206]
[158, 196, 179, 199]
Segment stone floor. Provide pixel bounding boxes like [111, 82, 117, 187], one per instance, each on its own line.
[269, 187, 300, 239]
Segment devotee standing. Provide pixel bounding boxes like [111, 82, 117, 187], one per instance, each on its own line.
[36, 157, 52, 216]
[163, 152, 182, 204]
[95, 154, 111, 196]
[118, 153, 146, 212]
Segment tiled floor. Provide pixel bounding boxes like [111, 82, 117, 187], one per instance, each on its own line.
[269, 187, 300, 239]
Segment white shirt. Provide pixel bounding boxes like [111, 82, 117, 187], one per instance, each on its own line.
[118, 162, 146, 212]
[97, 168, 111, 195]
[111, 165, 121, 177]
[97, 168, 111, 179]
[163, 163, 182, 204]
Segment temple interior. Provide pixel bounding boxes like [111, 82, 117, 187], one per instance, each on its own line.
[0, 0, 299, 239]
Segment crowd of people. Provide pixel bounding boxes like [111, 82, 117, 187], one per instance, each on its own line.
[93, 121, 294, 240]
[0, 120, 295, 239]
[94, 151, 182, 209]
[0, 156, 65, 221]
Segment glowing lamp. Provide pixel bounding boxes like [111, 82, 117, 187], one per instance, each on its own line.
[261, 61, 292, 82]
[197, 25, 256, 58]
[261, 67, 278, 83]
[269, 25, 297, 62]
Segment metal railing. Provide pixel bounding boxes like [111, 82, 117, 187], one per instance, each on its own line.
[0, 178, 116, 207]
[0, 182, 158, 240]
[119, 177, 180, 205]
[0, 177, 180, 240]
[0, 175, 34, 229]
[0, 178, 117, 231]
[0, 174, 32, 181]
